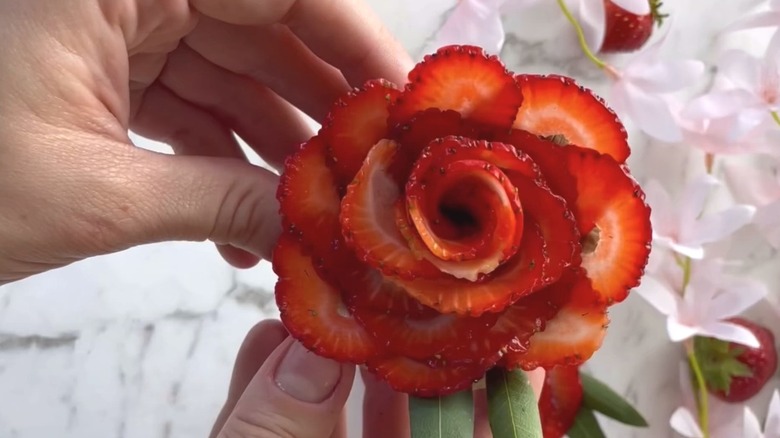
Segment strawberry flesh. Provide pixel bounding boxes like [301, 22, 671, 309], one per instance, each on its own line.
[539, 365, 584, 438]
[367, 355, 487, 398]
[389, 45, 523, 130]
[513, 74, 630, 163]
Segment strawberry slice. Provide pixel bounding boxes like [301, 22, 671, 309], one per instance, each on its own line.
[539, 365, 584, 438]
[352, 304, 499, 360]
[367, 355, 487, 397]
[513, 74, 630, 163]
[341, 267, 429, 317]
[391, 219, 548, 316]
[503, 269, 608, 370]
[277, 137, 350, 273]
[340, 139, 443, 280]
[389, 45, 523, 130]
[565, 147, 651, 304]
[273, 234, 380, 363]
[321, 79, 400, 186]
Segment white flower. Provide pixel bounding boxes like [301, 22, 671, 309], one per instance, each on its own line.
[744, 390, 780, 438]
[644, 175, 756, 259]
[727, 0, 780, 55]
[424, 0, 507, 55]
[723, 159, 780, 249]
[683, 48, 780, 139]
[637, 257, 767, 347]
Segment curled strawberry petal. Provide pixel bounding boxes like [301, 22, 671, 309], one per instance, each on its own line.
[539, 365, 585, 438]
[321, 79, 401, 186]
[389, 45, 523, 130]
[514, 74, 630, 163]
[503, 269, 609, 370]
[391, 219, 548, 316]
[367, 355, 487, 397]
[340, 139, 443, 280]
[273, 235, 380, 363]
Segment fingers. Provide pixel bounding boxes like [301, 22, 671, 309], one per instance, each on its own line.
[209, 320, 289, 437]
[159, 43, 314, 170]
[215, 337, 355, 438]
[189, 0, 413, 87]
[361, 367, 411, 438]
[184, 17, 350, 122]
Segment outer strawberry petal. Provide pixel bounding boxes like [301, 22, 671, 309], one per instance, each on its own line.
[539, 365, 585, 438]
[504, 269, 609, 370]
[340, 139, 443, 279]
[273, 234, 380, 363]
[367, 355, 487, 397]
[514, 74, 630, 163]
[321, 79, 400, 186]
[341, 267, 429, 317]
[391, 219, 548, 316]
[389, 45, 523, 130]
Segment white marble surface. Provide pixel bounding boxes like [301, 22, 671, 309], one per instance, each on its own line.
[1, 1, 779, 437]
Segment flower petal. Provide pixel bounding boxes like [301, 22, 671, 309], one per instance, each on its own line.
[577, 0, 606, 52]
[708, 277, 768, 320]
[755, 199, 780, 249]
[743, 407, 765, 438]
[683, 89, 763, 120]
[719, 49, 762, 93]
[727, 11, 780, 32]
[644, 180, 677, 237]
[685, 205, 756, 247]
[766, 390, 780, 438]
[425, 0, 507, 55]
[722, 161, 780, 205]
[699, 321, 760, 348]
[667, 317, 699, 342]
[623, 83, 683, 142]
[624, 60, 706, 94]
[670, 407, 705, 438]
[611, 0, 650, 15]
[679, 175, 720, 232]
[635, 277, 680, 316]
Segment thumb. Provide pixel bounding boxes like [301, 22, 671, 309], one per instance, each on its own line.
[216, 337, 355, 438]
[122, 150, 283, 261]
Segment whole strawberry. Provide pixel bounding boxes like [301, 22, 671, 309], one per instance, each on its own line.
[601, 0, 667, 53]
[695, 318, 778, 403]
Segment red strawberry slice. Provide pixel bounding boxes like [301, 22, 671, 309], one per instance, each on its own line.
[367, 355, 487, 397]
[273, 234, 380, 363]
[277, 137, 352, 275]
[352, 304, 499, 360]
[391, 219, 548, 316]
[389, 45, 523, 130]
[341, 267, 429, 317]
[440, 276, 572, 366]
[321, 79, 400, 186]
[339, 139, 444, 280]
[513, 74, 630, 163]
[539, 365, 584, 438]
[565, 147, 651, 304]
[503, 269, 609, 370]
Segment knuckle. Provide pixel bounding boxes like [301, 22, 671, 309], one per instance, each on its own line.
[210, 171, 280, 250]
[220, 411, 298, 438]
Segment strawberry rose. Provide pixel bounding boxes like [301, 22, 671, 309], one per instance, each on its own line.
[271, 45, 652, 397]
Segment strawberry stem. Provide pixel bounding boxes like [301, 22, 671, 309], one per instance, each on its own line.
[556, 0, 607, 70]
[686, 342, 711, 438]
[650, 0, 669, 27]
[772, 111, 780, 127]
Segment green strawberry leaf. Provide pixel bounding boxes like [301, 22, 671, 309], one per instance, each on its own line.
[580, 372, 648, 427]
[567, 407, 607, 438]
[409, 389, 474, 438]
[694, 335, 754, 393]
[486, 368, 543, 438]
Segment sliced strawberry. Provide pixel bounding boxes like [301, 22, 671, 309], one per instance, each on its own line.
[539, 365, 584, 438]
[503, 269, 609, 370]
[273, 234, 380, 363]
[352, 304, 499, 360]
[341, 267, 429, 317]
[340, 139, 443, 280]
[565, 147, 651, 304]
[389, 45, 523, 130]
[513, 74, 630, 163]
[277, 137, 349, 273]
[391, 219, 548, 316]
[321, 79, 400, 186]
[439, 278, 571, 366]
[367, 355, 487, 397]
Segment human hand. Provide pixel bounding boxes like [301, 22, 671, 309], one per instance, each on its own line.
[209, 319, 546, 438]
[0, 0, 412, 284]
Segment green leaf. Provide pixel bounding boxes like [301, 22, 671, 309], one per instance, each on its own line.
[567, 407, 607, 438]
[409, 389, 474, 438]
[486, 368, 543, 438]
[580, 372, 648, 427]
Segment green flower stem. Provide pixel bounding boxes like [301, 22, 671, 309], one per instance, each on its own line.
[681, 256, 692, 294]
[556, 0, 607, 69]
[772, 111, 780, 127]
[686, 343, 711, 438]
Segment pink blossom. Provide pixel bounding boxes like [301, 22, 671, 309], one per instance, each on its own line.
[424, 0, 507, 55]
[727, 0, 780, 54]
[723, 159, 780, 249]
[637, 256, 767, 347]
[744, 390, 780, 438]
[644, 175, 756, 259]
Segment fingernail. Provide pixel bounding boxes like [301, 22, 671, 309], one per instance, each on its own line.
[275, 342, 342, 403]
